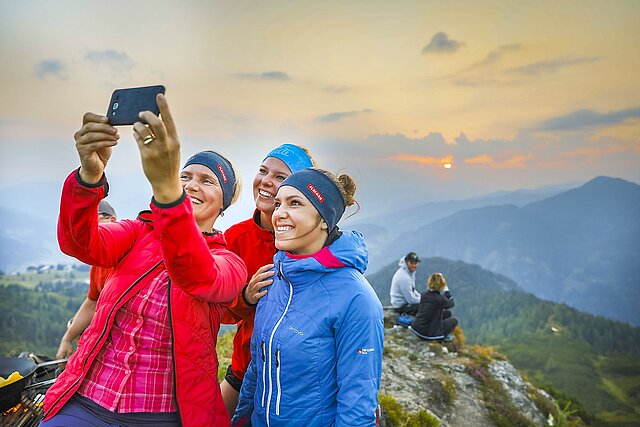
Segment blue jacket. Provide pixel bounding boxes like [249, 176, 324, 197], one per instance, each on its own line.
[232, 230, 384, 426]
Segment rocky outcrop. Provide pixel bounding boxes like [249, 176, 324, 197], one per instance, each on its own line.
[380, 309, 558, 426]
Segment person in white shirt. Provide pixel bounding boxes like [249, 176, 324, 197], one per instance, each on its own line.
[390, 252, 422, 315]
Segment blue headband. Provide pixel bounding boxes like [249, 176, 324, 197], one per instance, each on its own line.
[280, 169, 346, 232]
[183, 151, 236, 211]
[264, 144, 313, 173]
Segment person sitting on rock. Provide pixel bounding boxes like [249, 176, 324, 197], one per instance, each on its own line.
[390, 252, 422, 315]
[409, 272, 458, 341]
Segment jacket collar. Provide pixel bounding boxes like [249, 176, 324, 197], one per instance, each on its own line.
[251, 209, 276, 242]
[136, 209, 226, 246]
[274, 230, 368, 287]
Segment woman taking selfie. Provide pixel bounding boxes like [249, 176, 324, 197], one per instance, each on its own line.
[232, 168, 384, 426]
[220, 144, 315, 416]
[41, 94, 247, 427]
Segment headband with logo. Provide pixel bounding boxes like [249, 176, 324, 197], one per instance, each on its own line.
[183, 151, 236, 211]
[265, 144, 313, 173]
[280, 169, 346, 232]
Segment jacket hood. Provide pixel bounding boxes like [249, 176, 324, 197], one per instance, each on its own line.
[274, 230, 368, 285]
[397, 256, 416, 279]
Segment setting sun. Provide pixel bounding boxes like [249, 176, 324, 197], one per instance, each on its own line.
[443, 163, 452, 169]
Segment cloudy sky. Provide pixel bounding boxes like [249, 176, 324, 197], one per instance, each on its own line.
[1, 0, 639, 227]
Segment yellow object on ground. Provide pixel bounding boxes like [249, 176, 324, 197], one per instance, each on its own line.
[0, 371, 23, 387]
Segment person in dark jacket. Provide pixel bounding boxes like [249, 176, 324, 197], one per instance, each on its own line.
[232, 168, 384, 427]
[409, 272, 458, 341]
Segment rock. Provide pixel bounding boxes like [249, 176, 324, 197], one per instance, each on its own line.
[380, 320, 554, 427]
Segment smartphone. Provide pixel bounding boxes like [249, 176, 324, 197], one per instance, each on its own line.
[106, 85, 166, 125]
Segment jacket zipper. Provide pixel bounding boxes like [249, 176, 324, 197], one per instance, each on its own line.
[45, 261, 163, 418]
[261, 340, 267, 407]
[275, 348, 281, 415]
[167, 279, 182, 423]
[265, 260, 293, 427]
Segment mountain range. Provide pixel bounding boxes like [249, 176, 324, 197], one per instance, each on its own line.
[355, 176, 640, 326]
[1, 175, 638, 326]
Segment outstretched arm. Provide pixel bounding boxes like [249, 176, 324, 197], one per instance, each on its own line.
[135, 95, 246, 302]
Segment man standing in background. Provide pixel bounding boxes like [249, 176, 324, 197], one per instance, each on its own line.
[56, 200, 117, 360]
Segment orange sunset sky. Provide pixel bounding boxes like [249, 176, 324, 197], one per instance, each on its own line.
[1, 0, 639, 225]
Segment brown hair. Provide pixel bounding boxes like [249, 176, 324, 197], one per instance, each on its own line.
[427, 273, 447, 292]
[316, 169, 360, 214]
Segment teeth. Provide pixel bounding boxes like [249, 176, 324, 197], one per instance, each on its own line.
[191, 198, 202, 205]
[259, 190, 274, 198]
[277, 225, 293, 232]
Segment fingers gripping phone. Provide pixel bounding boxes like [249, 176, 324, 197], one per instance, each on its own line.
[106, 85, 166, 125]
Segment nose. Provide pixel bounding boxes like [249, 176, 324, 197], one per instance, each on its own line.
[184, 178, 198, 192]
[261, 173, 275, 188]
[273, 204, 288, 220]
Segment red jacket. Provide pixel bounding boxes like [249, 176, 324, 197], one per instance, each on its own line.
[44, 170, 247, 427]
[222, 211, 276, 380]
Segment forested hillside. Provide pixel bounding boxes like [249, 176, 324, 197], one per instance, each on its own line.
[0, 271, 88, 356]
[367, 257, 640, 425]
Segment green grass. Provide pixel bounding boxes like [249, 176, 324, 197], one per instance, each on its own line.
[217, 330, 234, 381]
[378, 393, 440, 427]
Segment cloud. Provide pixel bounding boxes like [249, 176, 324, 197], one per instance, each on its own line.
[34, 59, 67, 80]
[464, 154, 529, 169]
[234, 71, 291, 81]
[466, 44, 522, 71]
[391, 154, 453, 166]
[533, 107, 640, 131]
[422, 32, 463, 54]
[323, 85, 350, 94]
[440, 44, 522, 86]
[84, 49, 135, 73]
[508, 56, 600, 76]
[316, 109, 372, 122]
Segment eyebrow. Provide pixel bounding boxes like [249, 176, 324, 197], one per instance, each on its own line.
[183, 171, 217, 181]
[275, 194, 305, 202]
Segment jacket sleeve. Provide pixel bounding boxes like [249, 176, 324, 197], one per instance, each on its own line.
[393, 272, 421, 305]
[57, 169, 141, 267]
[221, 287, 256, 324]
[334, 291, 384, 426]
[231, 333, 258, 426]
[439, 293, 455, 309]
[151, 192, 247, 304]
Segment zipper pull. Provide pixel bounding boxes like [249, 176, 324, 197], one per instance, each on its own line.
[261, 341, 266, 361]
[277, 260, 283, 280]
[275, 349, 280, 367]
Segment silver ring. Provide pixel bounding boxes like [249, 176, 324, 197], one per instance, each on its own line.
[143, 135, 155, 145]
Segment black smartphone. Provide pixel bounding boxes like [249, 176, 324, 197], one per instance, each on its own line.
[106, 85, 166, 125]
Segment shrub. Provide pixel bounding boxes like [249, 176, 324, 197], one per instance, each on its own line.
[378, 393, 440, 427]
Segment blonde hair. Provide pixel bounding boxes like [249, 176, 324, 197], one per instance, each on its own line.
[427, 273, 447, 292]
[296, 145, 317, 167]
[229, 163, 243, 207]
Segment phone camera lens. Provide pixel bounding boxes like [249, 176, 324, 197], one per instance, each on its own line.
[113, 102, 119, 110]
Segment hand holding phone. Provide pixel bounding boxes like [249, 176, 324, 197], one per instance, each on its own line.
[106, 85, 166, 125]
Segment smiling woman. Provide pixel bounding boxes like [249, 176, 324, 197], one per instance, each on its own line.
[232, 168, 384, 427]
[219, 143, 315, 417]
[40, 95, 247, 427]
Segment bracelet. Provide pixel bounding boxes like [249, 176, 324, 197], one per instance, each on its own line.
[242, 284, 258, 307]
